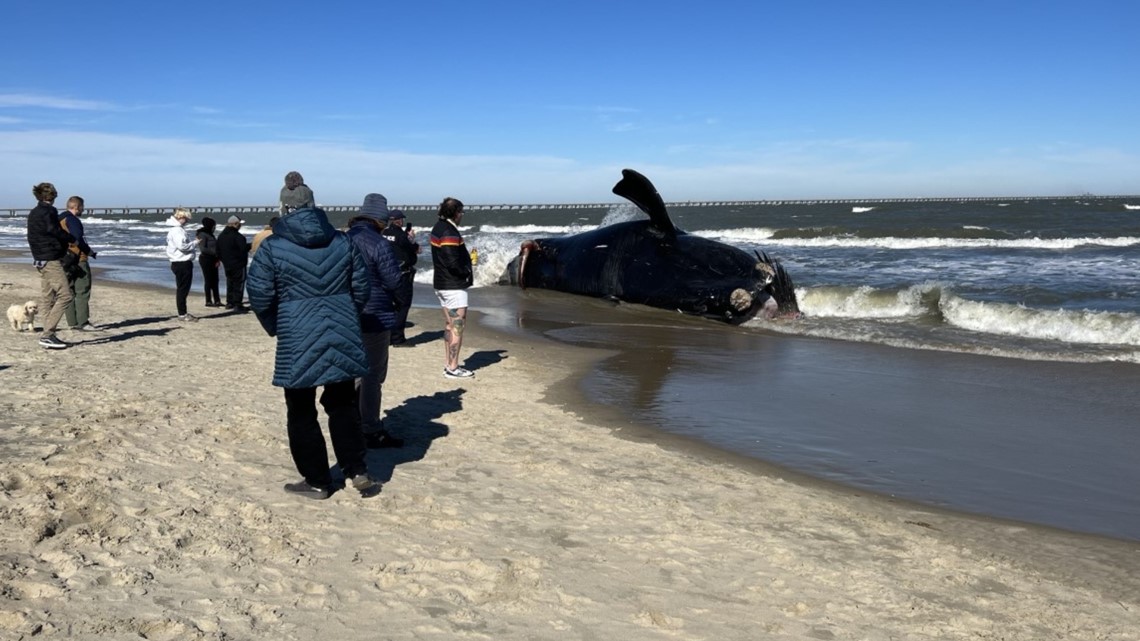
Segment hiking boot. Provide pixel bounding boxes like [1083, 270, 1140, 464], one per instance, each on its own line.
[283, 480, 330, 500]
[443, 366, 474, 379]
[365, 431, 405, 449]
[38, 334, 69, 350]
[348, 473, 382, 498]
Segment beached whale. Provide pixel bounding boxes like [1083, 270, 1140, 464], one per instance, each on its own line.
[501, 169, 800, 324]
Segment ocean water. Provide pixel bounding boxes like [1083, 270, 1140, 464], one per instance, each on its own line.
[4, 197, 1139, 539]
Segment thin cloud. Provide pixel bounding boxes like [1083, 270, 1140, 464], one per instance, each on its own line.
[0, 93, 115, 111]
[547, 104, 641, 114]
[193, 118, 277, 129]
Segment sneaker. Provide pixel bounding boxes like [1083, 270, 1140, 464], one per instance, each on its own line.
[365, 431, 405, 449]
[283, 480, 330, 500]
[348, 473, 382, 498]
[77, 322, 100, 332]
[38, 334, 69, 350]
[443, 366, 474, 379]
[178, 314, 199, 323]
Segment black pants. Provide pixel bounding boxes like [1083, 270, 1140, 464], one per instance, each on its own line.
[224, 264, 246, 307]
[283, 380, 367, 488]
[170, 260, 194, 315]
[392, 271, 415, 343]
[199, 256, 220, 305]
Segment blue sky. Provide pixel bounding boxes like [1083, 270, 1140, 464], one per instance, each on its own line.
[3, 1, 1138, 206]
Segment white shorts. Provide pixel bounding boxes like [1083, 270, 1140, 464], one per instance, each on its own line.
[435, 289, 469, 310]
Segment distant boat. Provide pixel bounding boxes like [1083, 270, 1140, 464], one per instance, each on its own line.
[1124, 204, 1140, 210]
[852, 206, 875, 213]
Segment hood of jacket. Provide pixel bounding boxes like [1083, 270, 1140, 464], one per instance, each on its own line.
[273, 207, 337, 249]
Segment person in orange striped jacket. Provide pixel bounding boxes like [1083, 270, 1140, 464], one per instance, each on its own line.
[429, 197, 475, 379]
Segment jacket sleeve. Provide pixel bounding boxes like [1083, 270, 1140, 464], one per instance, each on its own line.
[397, 232, 419, 268]
[48, 211, 75, 246]
[247, 242, 278, 336]
[377, 242, 402, 291]
[62, 217, 92, 255]
[177, 228, 196, 252]
[441, 243, 473, 283]
[348, 242, 371, 313]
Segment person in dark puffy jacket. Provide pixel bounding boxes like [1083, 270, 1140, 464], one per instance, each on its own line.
[346, 193, 407, 449]
[247, 205, 378, 501]
[196, 217, 221, 307]
[26, 182, 75, 349]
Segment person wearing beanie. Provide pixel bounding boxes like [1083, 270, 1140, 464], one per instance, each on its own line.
[26, 182, 76, 349]
[345, 193, 407, 449]
[279, 171, 315, 215]
[216, 215, 250, 311]
[381, 208, 420, 345]
[247, 204, 378, 500]
[196, 217, 222, 307]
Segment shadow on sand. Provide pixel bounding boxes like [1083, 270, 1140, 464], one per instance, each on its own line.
[397, 330, 444, 348]
[464, 349, 507, 373]
[365, 388, 466, 483]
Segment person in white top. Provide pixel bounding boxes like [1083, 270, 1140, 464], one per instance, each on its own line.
[165, 207, 199, 322]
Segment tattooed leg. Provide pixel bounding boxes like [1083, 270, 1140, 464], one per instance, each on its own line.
[443, 307, 468, 369]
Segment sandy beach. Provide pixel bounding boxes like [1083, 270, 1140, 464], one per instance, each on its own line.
[1, 260, 1138, 640]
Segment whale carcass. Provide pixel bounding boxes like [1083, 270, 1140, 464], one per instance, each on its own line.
[501, 169, 799, 324]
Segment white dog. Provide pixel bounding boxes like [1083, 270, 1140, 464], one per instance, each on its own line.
[7, 300, 38, 331]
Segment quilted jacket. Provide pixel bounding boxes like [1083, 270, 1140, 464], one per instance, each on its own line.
[346, 218, 405, 333]
[27, 202, 73, 261]
[247, 207, 371, 389]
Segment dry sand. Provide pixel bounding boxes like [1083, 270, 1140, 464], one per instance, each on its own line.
[1, 261, 1137, 640]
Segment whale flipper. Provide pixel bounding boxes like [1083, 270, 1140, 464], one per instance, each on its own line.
[612, 168, 676, 240]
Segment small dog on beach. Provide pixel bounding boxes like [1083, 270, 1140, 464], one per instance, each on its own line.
[7, 300, 38, 331]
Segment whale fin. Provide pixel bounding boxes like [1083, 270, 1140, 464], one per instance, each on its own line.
[612, 169, 676, 240]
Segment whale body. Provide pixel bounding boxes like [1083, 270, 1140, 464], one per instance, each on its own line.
[501, 169, 799, 324]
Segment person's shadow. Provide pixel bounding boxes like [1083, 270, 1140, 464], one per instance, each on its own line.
[97, 315, 170, 331]
[62, 316, 179, 346]
[365, 388, 465, 482]
[464, 349, 507, 373]
[397, 330, 444, 348]
[79, 327, 178, 345]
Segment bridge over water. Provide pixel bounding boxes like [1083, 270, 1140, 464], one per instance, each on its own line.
[2, 195, 1136, 218]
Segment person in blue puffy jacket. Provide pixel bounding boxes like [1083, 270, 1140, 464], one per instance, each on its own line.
[346, 193, 408, 450]
[247, 205, 379, 500]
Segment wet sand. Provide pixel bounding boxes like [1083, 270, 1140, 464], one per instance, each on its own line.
[1, 261, 1138, 640]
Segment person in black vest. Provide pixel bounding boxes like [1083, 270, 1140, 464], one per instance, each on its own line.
[216, 215, 250, 311]
[382, 208, 419, 345]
